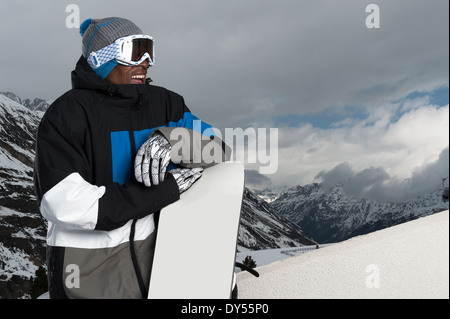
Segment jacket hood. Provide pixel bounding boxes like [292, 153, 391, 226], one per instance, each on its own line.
[71, 56, 151, 98]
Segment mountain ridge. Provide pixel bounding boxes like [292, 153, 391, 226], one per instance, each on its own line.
[269, 182, 448, 243]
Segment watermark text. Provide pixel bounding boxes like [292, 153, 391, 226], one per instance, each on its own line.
[366, 4, 380, 29]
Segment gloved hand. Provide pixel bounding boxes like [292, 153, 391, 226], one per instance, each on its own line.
[170, 167, 203, 194]
[134, 132, 172, 187]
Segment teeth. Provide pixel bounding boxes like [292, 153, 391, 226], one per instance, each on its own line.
[132, 75, 145, 79]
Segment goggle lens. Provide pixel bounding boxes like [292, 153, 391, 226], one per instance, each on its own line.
[132, 38, 154, 63]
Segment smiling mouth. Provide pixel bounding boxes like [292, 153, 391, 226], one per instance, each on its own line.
[131, 74, 146, 84]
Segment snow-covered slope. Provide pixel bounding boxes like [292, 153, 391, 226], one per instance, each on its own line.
[0, 93, 47, 298]
[236, 244, 333, 269]
[236, 210, 449, 299]
[238, 188, 316, 251]
[0, 92, 52, 117]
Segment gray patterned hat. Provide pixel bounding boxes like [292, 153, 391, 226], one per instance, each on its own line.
[80, 17, 142, 58]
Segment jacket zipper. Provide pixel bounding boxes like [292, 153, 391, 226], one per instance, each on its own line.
[128, 94, 147, 299]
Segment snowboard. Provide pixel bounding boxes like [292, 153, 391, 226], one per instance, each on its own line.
[147, 162, 245, 299]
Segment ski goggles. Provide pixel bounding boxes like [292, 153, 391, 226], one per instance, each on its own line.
[87, 34, 155, 70]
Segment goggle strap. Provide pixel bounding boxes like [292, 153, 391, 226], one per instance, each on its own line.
[91, 52, 100, 68]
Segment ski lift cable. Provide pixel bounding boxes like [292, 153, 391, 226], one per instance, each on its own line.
[433, 175, 449, 191]
[422, 175, 449, 198]
[438, 175, 449, 189]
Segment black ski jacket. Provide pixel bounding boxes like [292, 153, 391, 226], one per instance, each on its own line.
[34, 56, 228, 298]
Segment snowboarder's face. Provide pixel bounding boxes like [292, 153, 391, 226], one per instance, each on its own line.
[105, 59, 149, 85]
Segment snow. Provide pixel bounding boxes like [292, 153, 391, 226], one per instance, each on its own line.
[0, 243, 38, 281]
[0, 94, 31, 117]
[0, 148, 32, 174]
[236, 210, 449, 299]
[0, 206, 32, 218]
[236, 244, 334, 269]
[0, 206, 45, 284]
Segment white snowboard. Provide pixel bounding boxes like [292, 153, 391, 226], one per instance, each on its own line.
[148, 162, 245, 299]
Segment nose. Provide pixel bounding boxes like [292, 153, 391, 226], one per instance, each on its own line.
[140, 59, 150, 69]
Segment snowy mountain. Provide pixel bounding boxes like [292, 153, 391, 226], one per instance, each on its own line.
[238, 188, 316, 251]
[0, 92, 315, 298]
[271, 182, 449, 243]
[0, 92, 52, 116]
[0, 93, 47, 298]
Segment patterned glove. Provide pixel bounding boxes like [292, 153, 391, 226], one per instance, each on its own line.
[134, 132, 172, 187]
[170, 167, 203, 194]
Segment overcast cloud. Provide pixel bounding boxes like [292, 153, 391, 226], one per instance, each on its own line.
[0, 0, 448, 201]
[316, 147, 449, 202]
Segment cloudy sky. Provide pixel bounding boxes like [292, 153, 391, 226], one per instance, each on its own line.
[0, 0, 448, 202]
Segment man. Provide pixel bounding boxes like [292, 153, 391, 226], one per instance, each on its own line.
[34, 17, 229, 299]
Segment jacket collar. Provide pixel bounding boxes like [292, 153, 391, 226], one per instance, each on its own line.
[71, 56, 151, 98]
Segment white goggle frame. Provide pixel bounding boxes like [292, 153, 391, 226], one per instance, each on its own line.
[87, 34, 155, 70]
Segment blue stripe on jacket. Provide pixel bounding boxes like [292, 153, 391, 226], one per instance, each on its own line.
[110, 112, 213, 185]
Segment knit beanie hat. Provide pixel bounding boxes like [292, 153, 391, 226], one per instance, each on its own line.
[80, 17, 143, 79]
